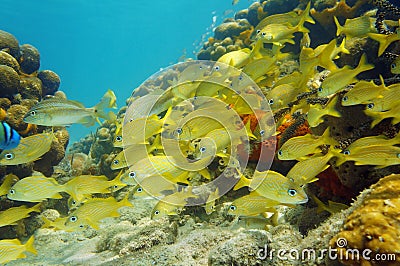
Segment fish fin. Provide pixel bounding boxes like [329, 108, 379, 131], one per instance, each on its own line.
[87, 219, 100, 230]
[233, 174, 251, 190]
[367, 33, 390, 56]
[92, 91, 117, 121]
[30, 203, 42, 213]
[334, 16, 343, 36]
[198, 168, 211, 180]
[118, 193, 133, 208]
[355, 53, 374, 74]
[320, 126, 338, 146]
[364, 109, 383, 128]
[24, 235, 37, 255]
[52, 192, 63, 199]
[302, 1, 315, 25]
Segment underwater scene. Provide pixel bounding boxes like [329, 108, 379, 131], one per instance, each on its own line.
[1, 0, 400, 265]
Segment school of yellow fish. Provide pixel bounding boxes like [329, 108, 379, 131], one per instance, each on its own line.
[1, 0, 400, 263]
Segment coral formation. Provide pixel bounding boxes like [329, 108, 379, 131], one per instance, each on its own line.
[330, 174, 400, 266]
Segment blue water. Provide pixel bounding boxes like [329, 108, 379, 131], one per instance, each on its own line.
[0, 0, 252, 144]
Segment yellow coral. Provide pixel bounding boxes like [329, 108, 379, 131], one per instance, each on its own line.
[330, 174, 400, 265]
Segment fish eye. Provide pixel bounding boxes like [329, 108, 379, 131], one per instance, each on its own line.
[260, 130, 265, 136]
[229, 205, 237, 211]
[200, 147, 206, 153]
[30, 110, 36, 116]
[214, 66, 220, 71]
[113, 185, 118, 189]
[176, 128, 183, 135]
[9, 189, 15, 194]
[268, 99, 274, 105]
[318, 87, 323, 92]
[154, 210, 160, 215]
[115, 136, 122, 142]
[4, 153, 14, 160]
[69, 216, 78, 222]
[71, 200, 77, 205]
[239, 75, 243, 80]
[366, 103, 374, 109]
[343, 150, 350, 155]
[342, 96, 348, 102]
[397, 153, 400, 158]
[391, 63, 396, 69]
[256, 29, 261, 34]
[278, 149, 283, 156]
[288, 189, 297, 197]
[136, 187, 143, 193]
[79, 224, 84, 228]
[261, 32, 266, 36]
[129, 171, 136, 178]
[113, 159, 119, 165]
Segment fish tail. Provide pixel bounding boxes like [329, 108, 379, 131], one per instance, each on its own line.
[30, 203, 42, 213]
[333, 16, 343, 37]
[24, 235, 37, 255]
[355, 53, 374, 74]
[326, 148, 343, 166]
[62, 183, 80, 203]
[93, 90, 117, 121]
[364, 109, 383, 128]
[367, 33, 389, 56]
[321, 127, 338, 146]
[338, 38, 350, 55]
[296, 2, 311, 33]
[119, 193, 133, 208]
[233, 174, 251, 190]
[302, 1, 315, 25]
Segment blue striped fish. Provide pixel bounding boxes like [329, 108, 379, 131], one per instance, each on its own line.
[0, 122, 20, 150]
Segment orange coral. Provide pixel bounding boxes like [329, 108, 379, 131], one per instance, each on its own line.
[315, 167, 356, 200]
[310, 0, 369, 29]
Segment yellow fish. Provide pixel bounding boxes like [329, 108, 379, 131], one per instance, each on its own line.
[364, 104, 400, 128]
[194, 128, 234, 157]
[0, 131, 54, 166]
[365, 84, 400, 112]
[278, 127, 337, 160]
[0, 235, 37, 264]
[0, 174, 18, 196]
[255, 2, 312, 46]
[128, 155, 190, 184]
[41, 216, 86, 232]
[23, 90, 116, 126]
[334, 15, 376, 39]
[317, 54, 374, 97]
[234, 170, 308, 204]
[217, 49, 251, 68]
[133, 175, 178, 198]
[286, 153, 334, 185]
[267, 83, 304, 111]
[151, 188, 198, 219]
[7, 175, 65, 202]
[228, 193, 279, 216]
[111, 143, 157, 170]
[242, 56, 277, 81]
[307, 95, 341, 127]
[64, 173, 127, 202]
[332, 145, 400, 167]
[299, 38, 349, 73]
[0, 203, 41, 227]
[254, 2, 315, 34]
[65, 195, 132, 230]
[114, 114, 163, 147]
[345, 134, 400, 153]
[341, 76, 388, 106]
